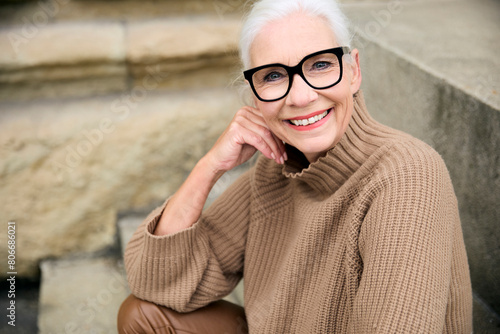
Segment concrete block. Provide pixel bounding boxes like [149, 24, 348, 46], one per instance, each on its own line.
[0, 21, 127, 101]
[344, 0, 499, 108]
[118, 216, 143, 257]
[126, 18, 240, 63]
[224, 280, 244, 306]
[0, 22, 125, 69]
[473, 293, 500, 334]
[38, 257, 129, 334]
[126, 17, 241, 90]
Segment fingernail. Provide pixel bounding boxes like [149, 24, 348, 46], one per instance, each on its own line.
[271, 153, 276, 160]
[284, 152, 288, 161]
[280, 156, 284, 165]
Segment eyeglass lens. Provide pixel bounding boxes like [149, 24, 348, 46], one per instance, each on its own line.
[251, 52, 341, 101]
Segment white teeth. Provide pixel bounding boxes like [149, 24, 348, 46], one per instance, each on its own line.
[290, 110, 329, 126]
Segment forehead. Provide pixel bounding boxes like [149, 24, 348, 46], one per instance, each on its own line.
[250, 12, 338, 68]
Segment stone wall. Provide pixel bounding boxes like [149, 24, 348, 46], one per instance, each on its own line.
[0, 0, 245, 277]
[0, 88, 243, 277]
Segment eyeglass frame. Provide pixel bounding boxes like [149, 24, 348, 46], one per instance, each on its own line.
[243, 46, 351, 102]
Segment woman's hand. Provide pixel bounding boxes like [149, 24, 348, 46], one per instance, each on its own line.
[154, 105, 287, 236]
[207, 106, 287, 174]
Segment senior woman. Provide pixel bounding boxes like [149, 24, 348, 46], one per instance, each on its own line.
[118, 0, 472, 332]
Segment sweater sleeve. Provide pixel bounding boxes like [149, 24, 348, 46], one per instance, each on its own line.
[124, 169, 253, 312]
[350, 145, 472, 333]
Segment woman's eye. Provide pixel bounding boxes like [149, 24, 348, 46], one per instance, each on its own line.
[313, 61, 331, 70]
[264, 72, 283, 82]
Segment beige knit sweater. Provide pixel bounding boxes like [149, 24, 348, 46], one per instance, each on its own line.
[124, 92, 472, 333]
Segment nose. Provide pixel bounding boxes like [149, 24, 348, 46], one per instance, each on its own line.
[285, 74, 318, 107]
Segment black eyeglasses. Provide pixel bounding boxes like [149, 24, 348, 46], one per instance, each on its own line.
[243, 46, 350, 102]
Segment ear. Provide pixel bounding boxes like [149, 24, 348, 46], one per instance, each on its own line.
[348, 48, 362, 93]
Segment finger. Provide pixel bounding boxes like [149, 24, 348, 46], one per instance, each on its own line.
[230, 112, 278, 162]
[238, 107, 287, 163]
[235, 115, 284, 164]
[272, 132, 288, 162]
[234, 110, 282, 161]
[236, 126, 278, 163]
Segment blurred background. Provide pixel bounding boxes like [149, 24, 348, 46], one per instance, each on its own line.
[0, 0, 499, 332]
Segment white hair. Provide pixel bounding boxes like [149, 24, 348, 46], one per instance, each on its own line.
[239, 0, 352, 70]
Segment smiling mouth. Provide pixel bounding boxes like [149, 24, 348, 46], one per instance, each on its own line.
[287, 109, 331, 126]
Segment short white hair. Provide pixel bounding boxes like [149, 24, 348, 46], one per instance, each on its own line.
[239, 0, 352, 70]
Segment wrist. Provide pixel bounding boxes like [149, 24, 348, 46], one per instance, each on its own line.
[198, 152, 226, 185]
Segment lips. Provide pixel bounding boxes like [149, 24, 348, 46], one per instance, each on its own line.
[285, 108, 332, 130]
[288, 110, 329, 126]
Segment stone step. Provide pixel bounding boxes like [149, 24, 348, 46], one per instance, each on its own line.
[0, 0, 246, 25]
[36, 161, 249, 334]
[38, 257, 130, 334]
[37, 257, 243, 334]
[0, 5, 243, 101]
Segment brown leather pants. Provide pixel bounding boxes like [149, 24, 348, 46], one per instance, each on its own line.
[117, 294, 249, 334]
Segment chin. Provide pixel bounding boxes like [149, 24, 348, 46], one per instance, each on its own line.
[292, 137, 337, 160]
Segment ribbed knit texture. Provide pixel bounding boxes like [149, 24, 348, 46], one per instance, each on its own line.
[124, 91, 472, 333]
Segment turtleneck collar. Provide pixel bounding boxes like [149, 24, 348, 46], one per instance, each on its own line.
[282, 90, 395, 194]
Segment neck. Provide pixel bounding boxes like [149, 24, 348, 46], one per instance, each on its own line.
[304, 151, 325, 164]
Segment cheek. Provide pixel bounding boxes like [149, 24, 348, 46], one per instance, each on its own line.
[257, 101, 282, 122]
[327, 82, 351, 100]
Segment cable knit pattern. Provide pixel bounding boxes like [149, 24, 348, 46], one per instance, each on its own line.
[124, 91, 472, 333]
